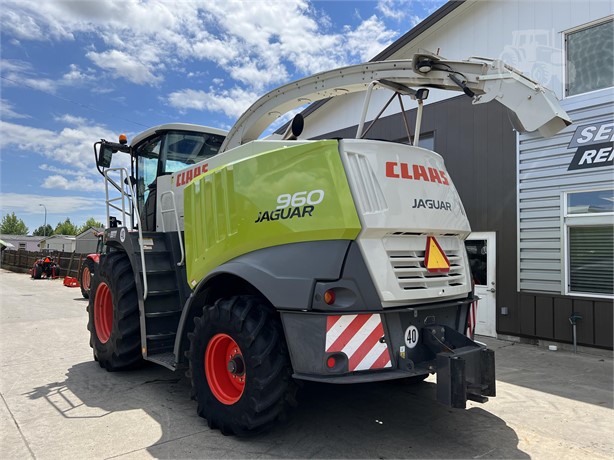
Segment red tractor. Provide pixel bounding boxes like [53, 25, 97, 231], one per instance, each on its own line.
[31, 256, 61, 279]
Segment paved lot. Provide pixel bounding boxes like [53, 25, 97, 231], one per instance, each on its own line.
[1, 268, 612, 459]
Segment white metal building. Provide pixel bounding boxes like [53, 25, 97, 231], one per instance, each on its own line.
[0, 234, 45, 252]
[39, 235, 76, 253]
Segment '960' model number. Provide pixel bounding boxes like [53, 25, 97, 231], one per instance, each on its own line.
[276, 190, 325, 209]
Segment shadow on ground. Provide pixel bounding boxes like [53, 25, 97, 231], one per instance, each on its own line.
[25, 360, 529, 459]
[481, 338, 613, 408]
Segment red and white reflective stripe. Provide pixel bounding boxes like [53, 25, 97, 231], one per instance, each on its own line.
[466, 300, 478, 339]
[325, 314, 392, 371]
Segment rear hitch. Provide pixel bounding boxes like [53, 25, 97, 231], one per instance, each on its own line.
[422, 325, 496, 408]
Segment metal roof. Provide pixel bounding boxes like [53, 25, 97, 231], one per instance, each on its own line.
[130, 123, 228, 147]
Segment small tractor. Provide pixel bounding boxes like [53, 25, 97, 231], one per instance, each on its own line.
[88, 52, 571, 435]
[31, 255, 61, 279]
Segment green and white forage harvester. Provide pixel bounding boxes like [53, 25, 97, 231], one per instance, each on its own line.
[91, 52, 571, 435]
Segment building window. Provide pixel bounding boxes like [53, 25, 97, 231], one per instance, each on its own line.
[18, 243, 26, 250]
[568, 189, 614, 214]
[566, 19, 614, 96]
[564, 189, 614, 297]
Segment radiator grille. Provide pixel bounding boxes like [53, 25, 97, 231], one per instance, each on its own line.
[386, 236, 467, 291]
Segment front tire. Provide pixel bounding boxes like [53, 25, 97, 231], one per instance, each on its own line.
[188, 296, 296, 436]
[79, 258, 96, 299]
[87, 252, 142, 371]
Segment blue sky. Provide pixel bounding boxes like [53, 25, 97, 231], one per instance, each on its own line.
[0, 0, 445, 234]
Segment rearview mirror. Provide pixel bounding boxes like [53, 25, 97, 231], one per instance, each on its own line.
[97, 144, 114, 168]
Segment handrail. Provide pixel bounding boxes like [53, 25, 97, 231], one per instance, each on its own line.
[103, 167, 148, 300]
[159, 190, 185, 266]
[103, 168, 128, 228]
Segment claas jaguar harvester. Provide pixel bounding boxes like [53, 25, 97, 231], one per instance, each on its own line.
[90, 53, 571, 435]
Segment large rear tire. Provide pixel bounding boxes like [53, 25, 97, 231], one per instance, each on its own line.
[188, 296, 296, 436]
[87, 252, 142, 371]
[79, 258, 96, 299]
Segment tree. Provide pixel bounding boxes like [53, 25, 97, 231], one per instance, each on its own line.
[33, 224, 54, 236]
[0, 212, 29, 235]
[78, 217, 104, 234]
[54, 217, 79, 236]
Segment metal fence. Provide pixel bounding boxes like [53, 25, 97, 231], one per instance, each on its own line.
[1, 250, 85, 278]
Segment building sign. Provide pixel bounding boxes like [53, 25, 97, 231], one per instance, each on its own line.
[568, 121, 614, 170]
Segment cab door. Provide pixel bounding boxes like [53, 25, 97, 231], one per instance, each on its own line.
[135, 136, 163, 232]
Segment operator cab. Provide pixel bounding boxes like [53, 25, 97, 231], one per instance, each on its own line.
[132, 124, 226, 231]
[96, 123, 227, 231]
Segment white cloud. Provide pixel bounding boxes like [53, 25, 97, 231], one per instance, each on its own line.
[168, 88, 259, 119]
[54, 114, 88, 125]
[86, 49, 163, 86]
[1, 59, 97, 94]
[0, 119, 118, 172]
[377, 0, 410, 20]
[0, 60, 32, 73]
[228, 61, 289, 90]
[409, 15, 423, 28]
[40, 164, 83, 177]
[62, 64, 96, 83]
[0, 193, 101, 214]
[0, 9, 46, 40]
[42, 175, 104, 192]
[376, 0, 427, 30]
[0, 99, 30, 119]
[345, 15, 398, 62]
[1, 1, 399, 87]
[3, 74, 58, 93]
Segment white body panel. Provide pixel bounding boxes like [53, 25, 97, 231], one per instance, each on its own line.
[339, 140, 469, 234]
[339, 139, 472, 307]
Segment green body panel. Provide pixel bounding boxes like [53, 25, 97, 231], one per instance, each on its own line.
[184, 140, 361, 288]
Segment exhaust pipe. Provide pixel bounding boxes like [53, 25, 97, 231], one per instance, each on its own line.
[282, 113, 304, 140]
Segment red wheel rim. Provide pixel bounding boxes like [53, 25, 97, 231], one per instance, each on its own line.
[83, 266, 91, 292]
[94, 282, 113, 343]
[205, 333, 245, 405]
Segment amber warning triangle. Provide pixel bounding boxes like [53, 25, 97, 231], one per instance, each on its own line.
[424, 236, 450, 273]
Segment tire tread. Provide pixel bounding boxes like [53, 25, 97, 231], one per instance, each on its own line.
[188, 295, 296, 435]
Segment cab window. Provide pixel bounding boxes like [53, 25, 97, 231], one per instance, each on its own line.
[136, 136, 162, 219]
[161, 131, 225, 174]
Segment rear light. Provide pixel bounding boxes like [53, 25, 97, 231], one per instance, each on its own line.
[323, 289, 336, 305]
[327, 356, 336, 368]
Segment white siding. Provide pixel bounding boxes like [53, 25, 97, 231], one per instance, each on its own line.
[517, 88, 614, 293]
[302, 0, 613, 138]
